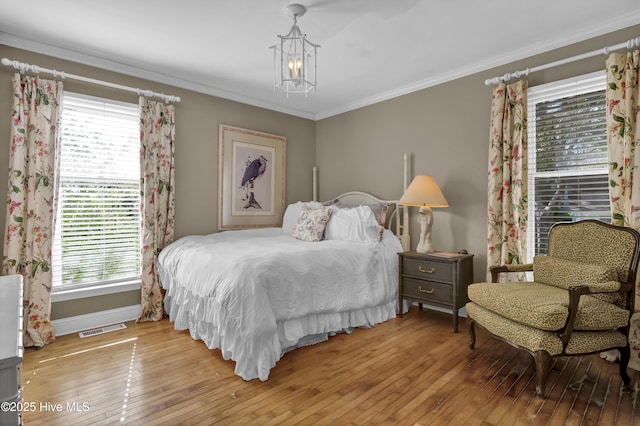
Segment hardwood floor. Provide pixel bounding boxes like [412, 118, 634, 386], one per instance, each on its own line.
[21, 307, 640, 425]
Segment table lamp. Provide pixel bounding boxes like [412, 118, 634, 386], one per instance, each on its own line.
[399, 175, 449, 253]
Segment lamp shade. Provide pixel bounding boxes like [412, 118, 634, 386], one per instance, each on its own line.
[399, 175, 448, 207]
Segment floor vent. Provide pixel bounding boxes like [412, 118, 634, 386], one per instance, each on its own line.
[78, 323, 127, 338]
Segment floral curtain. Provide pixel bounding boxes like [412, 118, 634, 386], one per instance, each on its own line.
[606, 50, 640, 370]
[2, 73, 62, 347]
[138, 98, 176, 322]
[486, 80, 528, 281]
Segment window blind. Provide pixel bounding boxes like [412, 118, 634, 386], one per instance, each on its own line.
[52, 93, 141, 289]
[527, 71, 610, 258]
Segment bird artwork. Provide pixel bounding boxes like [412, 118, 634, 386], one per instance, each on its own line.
[240, 155, 268, 209]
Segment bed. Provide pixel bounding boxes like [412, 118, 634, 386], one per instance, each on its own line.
[156, 190, 410, 381]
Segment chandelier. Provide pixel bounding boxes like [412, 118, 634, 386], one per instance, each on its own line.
[270, 4, 320, 97]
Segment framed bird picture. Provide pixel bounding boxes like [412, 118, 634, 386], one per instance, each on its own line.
[218, 125, 286, 230]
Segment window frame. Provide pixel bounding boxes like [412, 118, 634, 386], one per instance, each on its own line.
[52, 92, 141, 301]
[526, 70, 610, 262]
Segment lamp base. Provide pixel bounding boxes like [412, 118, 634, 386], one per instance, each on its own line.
[416, 206, 434, 254]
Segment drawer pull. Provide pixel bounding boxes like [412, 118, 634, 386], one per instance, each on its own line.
[418, 266, 435, 274]
[418, 286, 435, 294]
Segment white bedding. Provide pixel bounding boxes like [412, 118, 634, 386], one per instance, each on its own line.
[156, 227, 403, 381]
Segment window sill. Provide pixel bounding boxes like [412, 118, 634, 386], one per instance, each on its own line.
[52, 280, 140, 302]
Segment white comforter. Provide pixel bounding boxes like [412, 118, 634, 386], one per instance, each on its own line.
[156, 227, 402, 381]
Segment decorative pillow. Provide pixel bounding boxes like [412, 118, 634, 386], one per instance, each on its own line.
[324, 205, 381, 244]
[282, 201, 322, 234]
[368, 202, 390, 227]
[533, 255, 619, 291]
[291, 205, 334, 242]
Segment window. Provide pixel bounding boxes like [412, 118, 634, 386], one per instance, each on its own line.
[527, 71, 610, 261]
[52, 93, 141, 292]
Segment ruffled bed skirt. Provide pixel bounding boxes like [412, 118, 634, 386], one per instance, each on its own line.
[164, 283, 397, 381]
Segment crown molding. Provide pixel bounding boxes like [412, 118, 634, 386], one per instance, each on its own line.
[3, 12, 640, 123]
[314, 15, 640, 120]
[0, 32, 316, 120]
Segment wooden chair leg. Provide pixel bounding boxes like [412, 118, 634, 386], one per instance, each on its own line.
[619, 345, 632, 386]
[468, 318, 476, 349]
[533, 350, 550, 397]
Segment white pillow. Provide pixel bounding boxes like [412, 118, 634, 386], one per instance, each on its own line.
[282, 201, 322, 234]
[324, 205, 381, 244]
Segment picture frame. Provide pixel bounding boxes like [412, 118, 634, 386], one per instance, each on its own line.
[218, 125, 286, 230]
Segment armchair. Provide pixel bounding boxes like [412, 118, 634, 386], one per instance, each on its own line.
[467, 220, 640, 397]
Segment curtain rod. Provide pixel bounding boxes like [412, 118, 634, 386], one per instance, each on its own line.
[1, 57, 181, 103]
[484, 36, 640, 86]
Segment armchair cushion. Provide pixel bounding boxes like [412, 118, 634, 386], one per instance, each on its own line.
[467, 282, 629, 331]
[532, 256, 619, 292]
[466, 302, 627, 356]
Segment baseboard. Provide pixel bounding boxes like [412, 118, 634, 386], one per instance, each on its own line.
[53, 304, 141, 336]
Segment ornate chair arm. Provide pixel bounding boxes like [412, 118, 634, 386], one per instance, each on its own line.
[559, 285, 591, 349]
[490, 263, 533, 283]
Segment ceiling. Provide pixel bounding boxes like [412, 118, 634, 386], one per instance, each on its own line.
[1, 1, 640, 120]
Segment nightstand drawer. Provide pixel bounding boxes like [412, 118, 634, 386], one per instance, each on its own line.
[403, 258, 453, 283]
[403, 277, 452, 305]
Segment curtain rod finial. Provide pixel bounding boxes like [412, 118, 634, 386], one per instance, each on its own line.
[628, 37, 640, 50]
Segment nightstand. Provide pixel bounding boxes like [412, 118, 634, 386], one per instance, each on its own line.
[398, 251, 474, 332]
